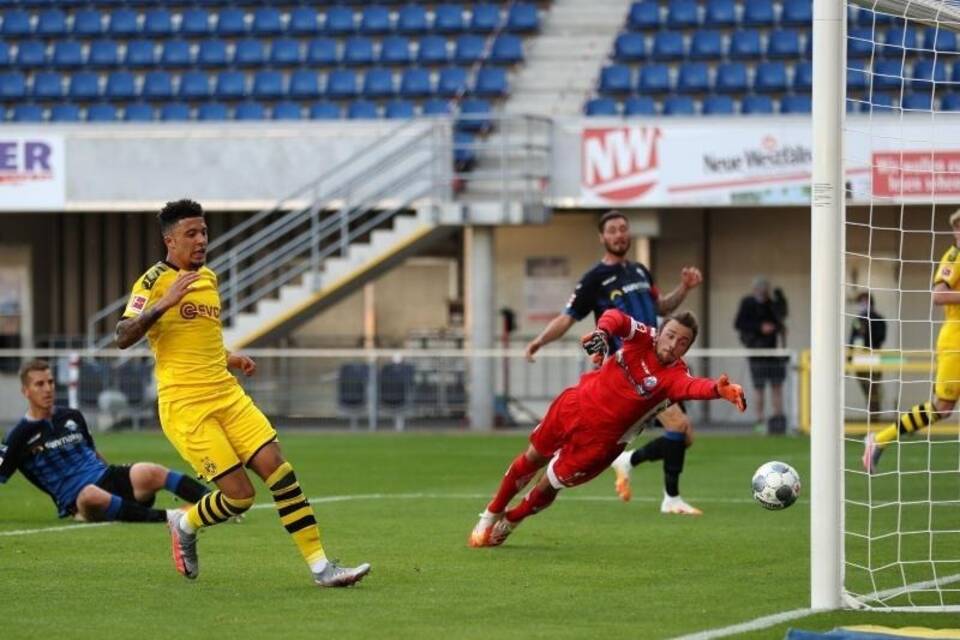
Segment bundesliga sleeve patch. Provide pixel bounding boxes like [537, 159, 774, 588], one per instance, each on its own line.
[128, 295, 148, 314]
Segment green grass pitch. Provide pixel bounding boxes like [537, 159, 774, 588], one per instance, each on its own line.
[1, 432, 957, 639]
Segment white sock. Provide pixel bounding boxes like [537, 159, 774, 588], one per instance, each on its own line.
[178, 512, 197, 535]
[662, 493, 681, 504]
[310, 557, 329, 574]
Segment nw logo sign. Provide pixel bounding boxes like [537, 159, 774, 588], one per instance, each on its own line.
[581, 126, 662, 201]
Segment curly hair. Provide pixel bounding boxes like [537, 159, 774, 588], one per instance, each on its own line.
[158, 199, 204, 234]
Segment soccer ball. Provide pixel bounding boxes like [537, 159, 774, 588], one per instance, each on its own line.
[751, 461, 801, 510]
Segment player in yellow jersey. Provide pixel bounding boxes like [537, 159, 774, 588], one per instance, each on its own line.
[116, 199, 370, 587]
[863, 208, 960, 473]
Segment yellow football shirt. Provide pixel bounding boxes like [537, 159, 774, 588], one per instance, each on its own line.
[122, 261, 235, 398]
[934, 245, 960, 351]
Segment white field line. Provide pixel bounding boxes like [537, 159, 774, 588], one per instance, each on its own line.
[666, 608, 816, 640]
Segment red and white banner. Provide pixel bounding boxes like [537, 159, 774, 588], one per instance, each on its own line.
[0, 135, 65, 211]
[872, 151, 960, 198]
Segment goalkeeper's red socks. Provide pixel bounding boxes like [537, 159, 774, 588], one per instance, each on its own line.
[505, 484, 558, 523]
[487, 453, 542, 514]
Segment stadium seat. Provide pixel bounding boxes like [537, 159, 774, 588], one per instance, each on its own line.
[942, 93, 960, 111]
[31, 71, 63, 99]
[68, 71, 100, 99]
[235, 102, 265, 121]
[123, 103, 154, 122]
[423, 98, 451, 116]
[179, 9, 210, 37]
[50, 103, 81, 122]
[474, 67, 507, 97]
[385, 99, 415, 119]
[0, 42, 10, 68]
[863, 92, 897, 113]
[873, 60, 904, 91]
[16, 41, 46, 68]
[360, 6, 391, 35]
[729, 30, 762, 59]
[437, 66, 468, 97]
[160, 40, 191, 67]
[252, 70, 284, 99]
[780, 94, 811, 113]
[215, 71, 245, 100]
[793, 62, 813, 92]
[663, 96, 696, 115]
[288, 69, 320, 99]
[638, 64, 670, 93]
[506, 3, 539, 33]
[882, 26, 919, 57]
[599, 64, 633, 94]
[585, 97, 618, 116]
[741, 94, 774, 114]
[252, 8, 283, 36]
[457, 98, 491, 132]
[36, 9, 67, 37]
[470, 4, 501, 33]
[742, 0, 775, 27]
[767, 29, 801, 58]
[337, 363, 368, 417]
[309, 101, 341, 119]
[1, 11, 31, 38]
[454, 35, 485, 65]
[234, 39, 265, 67]
[197, 102, 228, 121]
[50, 41, 81, 69]
[72, 10, 104, 37]
[490, 34, 523, 65]
[628, 2, 661, 30]
[143, 9, 172, 37]
[124, 40, 156, 68]
[623, 95, 657, 115]
[435, 4, 465, 34]
[651, 31, 684, 61]
[325, 7, 356, 36]
[107, 9, 139, 37]
[924, 28, 958, 54]
[178, 71, 210, 99]
[715, 62, 748, 93]
[702, 94, 735, 115]
[362, 67, 394, 98]
[343, 37, 374, 66]
[846, 59, 869, 91]
[417, 35, 449, 65]
[397, 5, 428, 35]
[453, 130, 476, 170]
[855, 8, 891, 26]
[689, 30, 722, 60]
[704, 0, 736, 27]
[676, 62, 710, 94]
[399, 67, 432, 97]
[197, 40, 229, 68]
[781, 0, 812, 26]
[614, 32, 647, 62]
[105, 71, 135, 100]
[847, 28, 874, 59]
[289, 7, 319, 36]
[326, 69, 358, 98]
[12, 104, 44, 122]
[347, 99, 379, 119]
[269, 39, 300, 67]
[380, 36, 412, 65]
[272, 101, 301, 120]
[754, 62, 787, 92]
[216, 8, 247, 37]
[142, 70, 173, 100]
[911, 59, 947, 91]
[306, 38, 338, 66]
[87, 103, 118, 122]
[902, 92, 932, 110]
[667, 0, 699, 29]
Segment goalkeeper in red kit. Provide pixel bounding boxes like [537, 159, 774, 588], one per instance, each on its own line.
[469, 308, 747, 547]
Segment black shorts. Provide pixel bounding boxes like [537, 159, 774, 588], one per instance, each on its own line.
[748, 356, 787, 388]
[94, 464, 155, 508]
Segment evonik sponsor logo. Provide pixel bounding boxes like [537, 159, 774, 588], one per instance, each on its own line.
[582, 126, 662, 201]
[0, 140, 54, 185]
[702, 135, 811, 174]
[179, 302, 221, 320]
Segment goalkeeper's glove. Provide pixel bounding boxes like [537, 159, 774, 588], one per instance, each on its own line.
[580, 329, 610, 366]
[716, 374, 747, 412]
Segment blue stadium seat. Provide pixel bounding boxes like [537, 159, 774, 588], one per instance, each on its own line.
[667, 0, 699, 29]
[72, 10, 104, 37]
[124, 40, 156, 67]
[652, 31, 684, 61]
[197, 102, 228, 121]
[289, 69, 320, 99]
[142, 70, 172, 100]
[160, 40, 191, 67]
[399, 67, 432, 97]
[882, 26, 919, 57]
[437, 66, 468, 97]
[51, 41, 83, 69]
[216, 8, 247, 37]
[360, 6, 391, 35]
[325, 7, 355, 36]
[180, 9, 210, 37]
[16, 41, 46, 68]
[178, 71, 210, 99]
[50, 103, 81, 122]
[12, 104, 43, 122]
[457, 98, 491, 132]
[741, 94, 774, 114]
[689, 30, 722, 60]
[454, 35, 485, 65]
[474, 66, 507, 96]
[107, 9, 139, 37]
[584, 97, 618, 116]
[902, 92, 933, 110]
[704, 0, 736, 27]
[847, 28, 874, 59]
[252, 70, 283, 99]
[924, 28, 958, 54]
[793, 61, 812, 92]
[780, 94, 811, 113]
[742, 0, 775, 27]
[767, 29, 801, 58]
[2, 11, 32, 38]
[385, 99, 415, 119]
[846, 59, 868, 91]
[856, 7, 893, 27]
[942, 93, 960, 111]
[32, 71, 62, 99]
[491, 34, 523, 64]
[754, 62, 787, 92]
[729, 30, 762, 59]
[68, 71, 100, 99]
[380, 36, 411, 65]
[343, 37, 374, 66]
[951, 62, 960, 83]
[863, 92, 897, 113]
[86, 103, 118, 122]
[326, 69, 358, 98]
[215, 71, 245, 100]
[911, 59, 947, 91]
[397, 5, 428, 35]
[470, 4, 501, 33]
[599, 64, 633, 94]
[614, 32, 647, 62]
[435, 4, 465, 34]
[36, 9, 67, 37]
[306, 38, 338, 66]
[677, 62, 710, 94]
[873, 60, 903, 91]
[781, 0, 812, 26]
[124, 103, 154, 122]
[638, 63, 670, 93]
[273, 102, 302, 120]
[105, 71, 135, 99]
[454, 130, 476, 169]
[252, 8, 283, 36]
[663, 96, 696, 115]
[423, 98, 451, 116]
[418, 35, 449, 65]
[702, 94, 735, 115]
[628, 2, 661, 30]
[0, 42, 9, 68]
[234, 39, 265, 67]
[309, 101, 341, 119]
[289, 7, 319, 36]
[143, 9, 172, 37]
[363, 67, 394, 98]
[235, 102, 265, 120]
[347, 99, 379, 119]
[267, 39, 299, 67]
[197, 40, 229, 67]
[624, 95, 657, 115]
[507, 3, 539, 33]
[715, 62, 748, 93]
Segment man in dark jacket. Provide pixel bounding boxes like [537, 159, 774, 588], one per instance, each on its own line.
[849, 292, 887, 415]
[734, 277, 788, 432]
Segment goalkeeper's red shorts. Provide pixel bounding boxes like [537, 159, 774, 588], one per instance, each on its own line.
[529, 387, 626, 489]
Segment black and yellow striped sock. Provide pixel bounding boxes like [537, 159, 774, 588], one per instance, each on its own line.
[875, 401, 938, 446]
[184, 490, 254, 531]
[266, 462, 326, 569]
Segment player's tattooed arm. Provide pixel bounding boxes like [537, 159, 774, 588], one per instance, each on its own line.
[657, 266, 703, 315]
[116, 271, 200, 348]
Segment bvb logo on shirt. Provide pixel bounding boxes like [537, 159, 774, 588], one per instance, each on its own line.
[202, 457, 217, 477]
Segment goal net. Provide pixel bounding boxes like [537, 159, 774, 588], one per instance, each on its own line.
[829, 0, 960, 611]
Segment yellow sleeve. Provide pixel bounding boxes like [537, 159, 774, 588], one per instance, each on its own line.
[934, 247, 960, 289]
[121, 274, 155, 319]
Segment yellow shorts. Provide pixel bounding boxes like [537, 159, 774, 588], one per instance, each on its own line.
[935, 350, 960, 402]
[158, 385, 277, 481]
